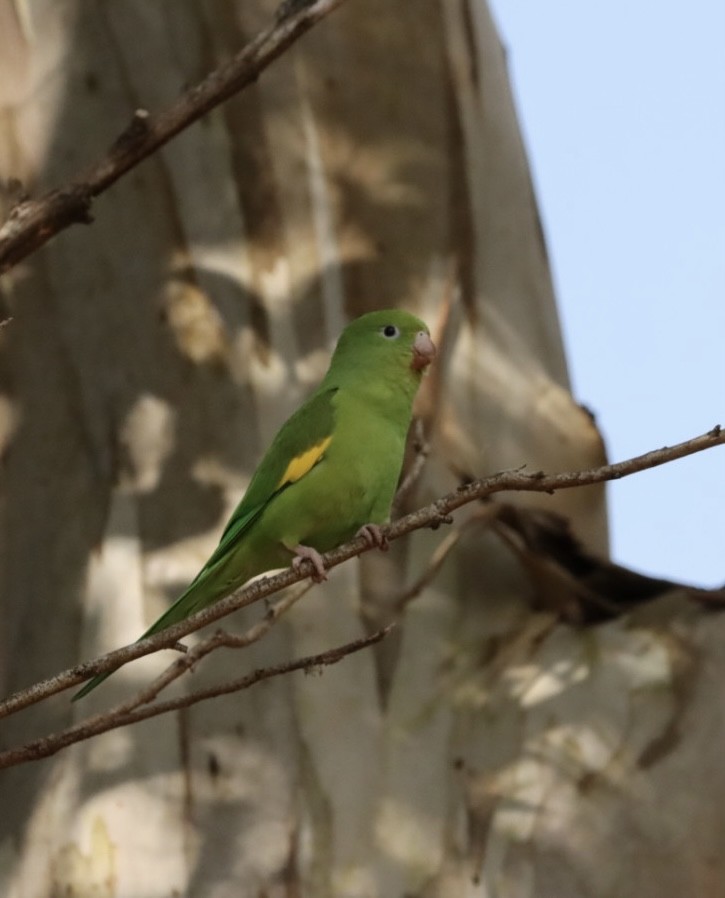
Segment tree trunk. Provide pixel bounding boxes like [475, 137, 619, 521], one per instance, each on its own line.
[2, 2, 717, 897]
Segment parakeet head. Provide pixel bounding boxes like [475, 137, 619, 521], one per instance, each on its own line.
[327, 310, 436, 388]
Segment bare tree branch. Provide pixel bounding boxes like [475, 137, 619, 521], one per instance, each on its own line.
[113, 581, 315, 711]
[394, 417, 431, 509]
[0, 622, 393, 770]
[394, 505, 499, 611]
[0, 424, 721, 768]
[0, 0, 347, 274]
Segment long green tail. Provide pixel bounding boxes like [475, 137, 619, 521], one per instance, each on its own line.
[73, 474, 275, 700]
[72, 560, 232, 701]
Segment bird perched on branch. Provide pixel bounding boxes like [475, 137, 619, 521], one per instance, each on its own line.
[74, 308, 436, 699]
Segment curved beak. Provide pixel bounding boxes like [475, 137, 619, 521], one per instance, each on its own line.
[411, 331, 436, 371]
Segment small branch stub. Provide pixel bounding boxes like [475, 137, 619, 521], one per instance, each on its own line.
[109, 109, 151, 154]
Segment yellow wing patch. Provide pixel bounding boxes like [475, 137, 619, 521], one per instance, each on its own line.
[277, 436, 332, 488]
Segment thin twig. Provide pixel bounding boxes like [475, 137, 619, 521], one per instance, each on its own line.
[0, 624, 392, 769]
[394, 418, 431, 508]
[114, 581, 314, 712]
[394, 505, 500, 611]
[0, 0, 347, 273]
[1, 423, 721, 729]
[0, 424, 721, 773]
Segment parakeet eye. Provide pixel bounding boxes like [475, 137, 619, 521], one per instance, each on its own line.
[381, 324, 400, 339]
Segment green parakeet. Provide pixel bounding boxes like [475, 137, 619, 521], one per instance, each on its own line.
[73, 309, 436, 699]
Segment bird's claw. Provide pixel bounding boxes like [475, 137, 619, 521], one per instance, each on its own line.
[292, 544, 328, 583]
[356, 523, 389, 551]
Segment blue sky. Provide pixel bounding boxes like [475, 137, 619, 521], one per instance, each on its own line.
[488, 1, 725, 586]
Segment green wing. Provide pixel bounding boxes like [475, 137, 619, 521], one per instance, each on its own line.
[73, 386, 338, 700]
[197, 385, 338, 572]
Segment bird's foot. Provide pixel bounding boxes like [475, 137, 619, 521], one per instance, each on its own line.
[292, 544, 328, 583]
[356, 523, 389, 551]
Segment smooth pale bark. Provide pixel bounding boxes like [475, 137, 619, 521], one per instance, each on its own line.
[1, 3, 718, 897]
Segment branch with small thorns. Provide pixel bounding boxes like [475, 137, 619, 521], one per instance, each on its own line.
[0, 425, 722, 769]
